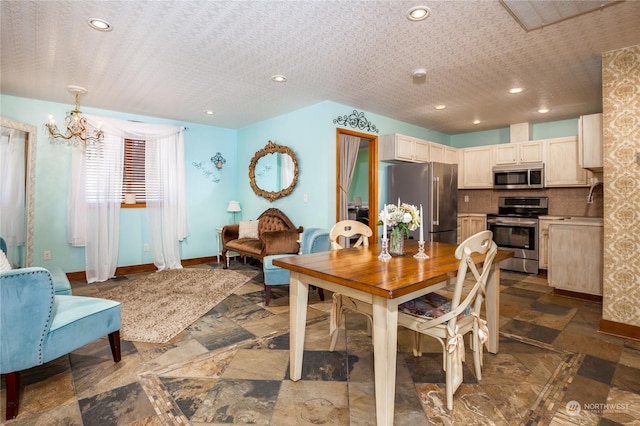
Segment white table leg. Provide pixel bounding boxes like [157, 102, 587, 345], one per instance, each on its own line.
[372, 296, 398, 426]
[485, 265, 500, 354]
[289, 271, 309, 381]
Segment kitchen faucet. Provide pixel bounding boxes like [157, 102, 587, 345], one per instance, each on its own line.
[587, 180, 603, 204]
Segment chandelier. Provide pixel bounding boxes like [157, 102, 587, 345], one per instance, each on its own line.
[46, 85, 104, 146]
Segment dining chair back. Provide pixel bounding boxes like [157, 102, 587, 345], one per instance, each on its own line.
[329, 220, 372, 250]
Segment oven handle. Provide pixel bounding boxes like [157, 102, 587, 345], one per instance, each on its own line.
[487, 218, 538, 226]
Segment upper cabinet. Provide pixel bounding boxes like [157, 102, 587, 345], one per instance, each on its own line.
[458, 146, 493, 189]
[544, 136, 589, 187]
[379, 133, 457, 164]
[493, 141, 544, 166]
[578, 113, 603, 171]
[429, 143, 458, 164]
[379, 134, 429, 162]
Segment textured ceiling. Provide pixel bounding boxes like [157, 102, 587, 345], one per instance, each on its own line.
[1, 1, 639, 135]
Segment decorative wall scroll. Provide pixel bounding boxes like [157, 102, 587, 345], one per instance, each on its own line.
[192, 153, 226, 183]
[333, 109, 379, 133]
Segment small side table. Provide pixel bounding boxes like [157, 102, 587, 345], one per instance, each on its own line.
[216, 227, 238, 267]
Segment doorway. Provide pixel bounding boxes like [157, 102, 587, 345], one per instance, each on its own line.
[335, 128, 378, 242]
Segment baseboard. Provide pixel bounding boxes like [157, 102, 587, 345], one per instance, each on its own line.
[553, 288, 603, 303]
[65, 256, 219, 281]
[599, 318, 640, 341]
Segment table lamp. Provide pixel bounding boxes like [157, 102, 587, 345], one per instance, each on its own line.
[227, 200, 241, 223]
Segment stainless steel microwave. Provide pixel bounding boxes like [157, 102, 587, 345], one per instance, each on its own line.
[493, 164, 544, 189]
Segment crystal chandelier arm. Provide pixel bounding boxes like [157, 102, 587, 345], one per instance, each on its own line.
[46, 87, 104, 146]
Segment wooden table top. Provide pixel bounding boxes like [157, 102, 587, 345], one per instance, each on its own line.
[272, 240, 514, 299]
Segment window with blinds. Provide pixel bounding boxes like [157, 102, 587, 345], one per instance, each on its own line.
[122, 139, 146, 204]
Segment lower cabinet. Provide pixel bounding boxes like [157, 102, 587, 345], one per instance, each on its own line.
[548, 221, 603, 296]
[538, 216, 565, 270]
[457, 214, 487, 244]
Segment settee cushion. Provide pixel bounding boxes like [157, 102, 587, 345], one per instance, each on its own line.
[239, 220, 260, 239]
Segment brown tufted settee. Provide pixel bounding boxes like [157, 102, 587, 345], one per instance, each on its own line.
[221, 208, 303, 269]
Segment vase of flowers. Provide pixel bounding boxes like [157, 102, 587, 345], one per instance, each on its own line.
[378, 202, 421, 256]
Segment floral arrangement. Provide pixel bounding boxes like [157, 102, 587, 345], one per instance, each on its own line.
[377, 202, 421, 239]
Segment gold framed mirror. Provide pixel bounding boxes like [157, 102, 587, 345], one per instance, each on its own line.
[249, 140, 298, 202]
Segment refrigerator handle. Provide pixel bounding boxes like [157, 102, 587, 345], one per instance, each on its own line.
[433, 176, 440, 225]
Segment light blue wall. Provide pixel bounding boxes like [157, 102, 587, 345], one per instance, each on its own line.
[236, 101, 452, 231]
[451, 118, 579, 148]
[2, 92, 582, 273]
[1, 94, 237, 272]
[348, 149, 369, 204]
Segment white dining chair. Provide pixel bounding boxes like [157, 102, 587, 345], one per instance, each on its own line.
[397, 230, 497, 410]
[328, 220, 374, 351]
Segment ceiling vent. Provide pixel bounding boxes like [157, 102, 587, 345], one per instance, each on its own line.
[500, 0, 624, 32]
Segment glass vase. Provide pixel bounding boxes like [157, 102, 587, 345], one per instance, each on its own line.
[389, 227, 405, 255]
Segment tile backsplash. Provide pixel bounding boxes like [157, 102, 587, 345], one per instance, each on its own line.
[457, 187, 603, 217]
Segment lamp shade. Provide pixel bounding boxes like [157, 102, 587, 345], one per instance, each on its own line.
[227, 200, 241, 212]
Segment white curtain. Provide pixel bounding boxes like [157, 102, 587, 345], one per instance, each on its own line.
[339, 134, 361, 248]
[68, 114, 186, 281]
[145, 132, 187, 270]
[0, 128, 26, 267]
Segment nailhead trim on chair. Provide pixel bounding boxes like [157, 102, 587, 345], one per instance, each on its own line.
[13, 269, 56, 365]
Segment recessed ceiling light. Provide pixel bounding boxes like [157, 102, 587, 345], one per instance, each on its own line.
[509, 87, 524, 94]
[407, 6, 431, 21]
[473, 119, 481, 125]
[434, 105, 446, 110]
[88, 18, 112, 32]
[204, 110, 214, 115]
[271, 75, 287, 83]
[538, 107, 550, 114]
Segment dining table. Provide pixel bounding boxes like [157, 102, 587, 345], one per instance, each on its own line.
[273, 239, 514, 425]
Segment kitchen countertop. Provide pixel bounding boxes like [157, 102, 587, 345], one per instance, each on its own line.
[549, 216, 603, 226]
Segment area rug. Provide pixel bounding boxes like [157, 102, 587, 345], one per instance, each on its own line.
[99, 268, 258, 343]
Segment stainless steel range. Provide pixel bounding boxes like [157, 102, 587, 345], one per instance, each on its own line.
[486, 196, 548, 274]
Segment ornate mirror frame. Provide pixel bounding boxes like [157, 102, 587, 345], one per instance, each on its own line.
[249, 140, 299, 202]
[1, 117, 37, 267]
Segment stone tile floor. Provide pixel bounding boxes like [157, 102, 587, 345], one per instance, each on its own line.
[2, 262, 640, 425]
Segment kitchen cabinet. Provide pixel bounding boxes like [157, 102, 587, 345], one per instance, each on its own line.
[493, 141, 543, 166]
[444, 146, 458, 164]
[429, 143, 458, 164]
[379, 133, 429, 163]
[538, 216, 566, 270]
[579, 113, 603, 171]
[458, 146, 493, 189]
[544, 136, 590, 187]
[548, 219, 603, 296]
[457, 213, 487, 244]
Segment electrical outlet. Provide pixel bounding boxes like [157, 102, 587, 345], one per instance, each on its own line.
[143, 243, 149, 252]
[43, 250, 51, 260]
[464, 195, 469, 203]
[303, 194, 308, 203]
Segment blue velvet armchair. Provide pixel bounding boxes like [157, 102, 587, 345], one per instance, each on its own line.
[0, 267, 122, 420]
[262, 228, 330, 305]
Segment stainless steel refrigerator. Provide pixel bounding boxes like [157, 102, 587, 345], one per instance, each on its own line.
[387, 162, 458, 245]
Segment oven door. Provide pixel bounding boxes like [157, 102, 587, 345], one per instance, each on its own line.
[487, 217, 539, 273]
